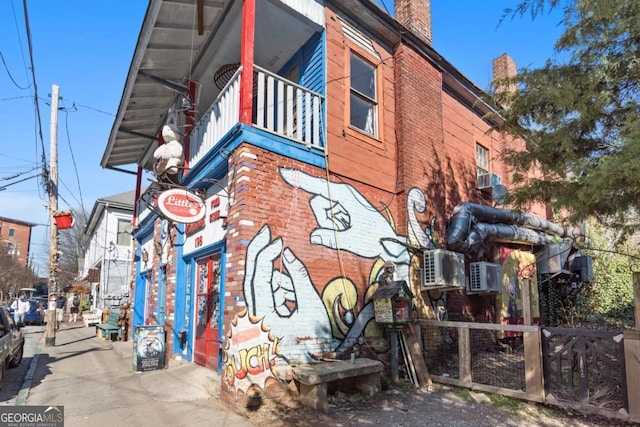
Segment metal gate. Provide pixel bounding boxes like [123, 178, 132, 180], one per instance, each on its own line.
[541, 327, 627, 412]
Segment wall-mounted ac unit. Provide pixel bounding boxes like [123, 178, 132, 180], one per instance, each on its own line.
[477, 173, 502, 190]
[422, 249, 465, 290]
[537, 242, 571, 275]
[570, 256, 593, 283]
[468, 262, 502, 294]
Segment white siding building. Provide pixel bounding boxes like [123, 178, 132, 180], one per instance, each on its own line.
[80, 190, 137, 310]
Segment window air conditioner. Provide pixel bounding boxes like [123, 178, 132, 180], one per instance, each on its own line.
[477, 173, 502, 190]
[468, 262, 502, 294]
[422, 249, 466, 290]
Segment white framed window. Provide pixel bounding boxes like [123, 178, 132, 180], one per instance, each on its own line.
[116, 219, 132, 246]
[476, 144, 489, 177]
[349, 52, 377, 137]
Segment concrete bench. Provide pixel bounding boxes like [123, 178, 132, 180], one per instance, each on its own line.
[292, 358, 384, 411]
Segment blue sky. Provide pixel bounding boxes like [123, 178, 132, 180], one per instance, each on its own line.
[0, 0, 565, 275]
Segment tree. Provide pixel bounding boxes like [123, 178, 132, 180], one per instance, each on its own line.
[547, 219, 638, 328]
[0, 250, 39, 301]
[492, 0, 640, 235]
[57, 209, 89, 291]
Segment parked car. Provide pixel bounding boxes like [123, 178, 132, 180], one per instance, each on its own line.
[0, 306, 25, 383]
[7, 299, 46, 326]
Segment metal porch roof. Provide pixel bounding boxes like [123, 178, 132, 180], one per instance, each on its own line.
[101, 0, 235, 173]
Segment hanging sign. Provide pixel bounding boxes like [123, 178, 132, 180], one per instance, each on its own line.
[157, 189, 205, 224]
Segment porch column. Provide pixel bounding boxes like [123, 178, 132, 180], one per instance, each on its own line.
[239, 0, 255, 125]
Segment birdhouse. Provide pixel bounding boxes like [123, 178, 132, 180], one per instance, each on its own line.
[371, 280, 414, 324]
[53, 211, 74, 230]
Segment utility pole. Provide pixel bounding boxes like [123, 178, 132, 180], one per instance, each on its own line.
[45, 84, 59, 347]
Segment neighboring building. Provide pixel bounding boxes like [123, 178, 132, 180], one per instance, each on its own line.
[0, 215, 35, 267]
[79, 190, 136, 310]
[100, 0, 574, 408]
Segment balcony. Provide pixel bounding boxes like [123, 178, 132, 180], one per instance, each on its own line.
[188, 65, 325, 170]
[102, 0, 326, 174]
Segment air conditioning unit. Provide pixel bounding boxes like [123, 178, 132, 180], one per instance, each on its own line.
[570, 256, 593, 283]
[537, 242, 571, 275]
[422, 249, 466, 290]
[468, 262, 502, 294]
[477, 173, 502, 190]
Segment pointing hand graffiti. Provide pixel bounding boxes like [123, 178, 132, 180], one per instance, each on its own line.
[279, 168, 404, 261]
[243, 224, 332, 360]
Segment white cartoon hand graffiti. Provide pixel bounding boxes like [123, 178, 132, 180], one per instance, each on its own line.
[244, 224, 332, 360]
[280, 168, 406, 262]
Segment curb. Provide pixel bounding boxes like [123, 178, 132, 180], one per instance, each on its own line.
[15, 333, 45, 405]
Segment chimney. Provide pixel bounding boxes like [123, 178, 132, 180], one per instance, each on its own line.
[394, 0, 432, 45]
[492, 53, 517, 97]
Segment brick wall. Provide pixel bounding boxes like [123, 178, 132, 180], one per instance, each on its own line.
[0, 217, 33, 267]
[394, 0, 432, 45]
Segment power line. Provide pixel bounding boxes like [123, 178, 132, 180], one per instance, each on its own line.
[0, 166, 39, 180]
[0, 50, 32, 90]
[0, 95, 32, 102]
[74, 102, 115, 117]
[0, 173, 40, 191]
[61, 107, 86, 215]
[58, 177, 84, 211]
[6, 0, 32, 88]
[21, 0, 48, 197]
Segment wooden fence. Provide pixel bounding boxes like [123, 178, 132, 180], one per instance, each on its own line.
[415, 318, 640, 423]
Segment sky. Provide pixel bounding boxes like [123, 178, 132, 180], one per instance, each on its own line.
[0, 0, 566, 276]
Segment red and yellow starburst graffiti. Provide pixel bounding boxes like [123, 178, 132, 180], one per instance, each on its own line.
[222, 310, 282, 395]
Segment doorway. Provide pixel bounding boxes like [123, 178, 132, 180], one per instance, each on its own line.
[194, 253, 221, 369]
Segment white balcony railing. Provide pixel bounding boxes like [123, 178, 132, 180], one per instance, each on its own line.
[188, 65, 325, 170]
[253, 65, 324, 149]
[188, 67, 242, 168]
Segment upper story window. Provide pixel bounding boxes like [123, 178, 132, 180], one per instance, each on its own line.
[349, 52, 377, 137]
[8, 228, 15, 237]
[476, 144, 489, 176]
[116, 219, 132, 246]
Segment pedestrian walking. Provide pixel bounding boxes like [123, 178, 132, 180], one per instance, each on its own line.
[70, 295, 80, 322]
[11, 295, 29, 327]
[55, 293, 67, 329]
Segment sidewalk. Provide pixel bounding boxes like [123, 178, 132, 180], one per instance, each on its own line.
[23, 322, 253, 427]
[21, 322, 618, 427]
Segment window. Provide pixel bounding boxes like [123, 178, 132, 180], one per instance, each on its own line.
[476, 144, 489, 177]
[7, 242, 14, 255]
[8, 229, 15, 237]
[350, 52, 377, 136]
[116, 219, 132, 246]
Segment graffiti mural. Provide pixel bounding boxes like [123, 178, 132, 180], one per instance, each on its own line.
[222, 311, 281, 394]
[222, 167, 438, 394]
[498, 248, 539, 338]
[242, 224, 333, 361]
